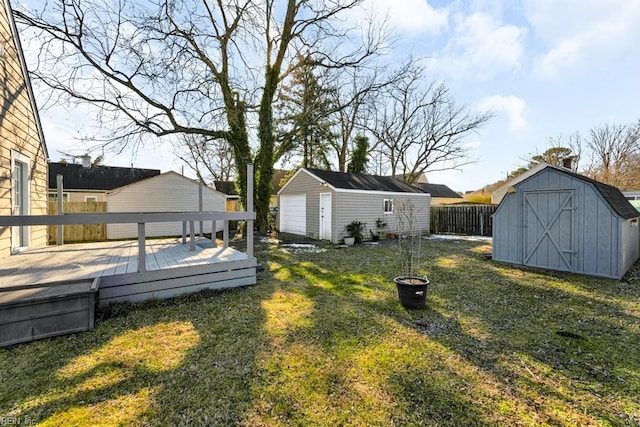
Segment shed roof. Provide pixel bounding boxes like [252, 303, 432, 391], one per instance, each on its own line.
[304, 168, 425, 193]
[48, 162, 161, 191]
[525, 165, 639, 220]
[412, 183, 461, 198]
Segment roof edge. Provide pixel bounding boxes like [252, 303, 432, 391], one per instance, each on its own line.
[4, 0, 49, 159]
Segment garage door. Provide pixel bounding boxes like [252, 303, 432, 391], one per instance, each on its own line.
[280, 194, 306, 235]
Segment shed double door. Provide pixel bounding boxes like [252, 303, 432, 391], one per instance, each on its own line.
[522, 189, 576, 271]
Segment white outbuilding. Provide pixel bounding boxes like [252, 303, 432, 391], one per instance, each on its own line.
[106, 171, 226, 239]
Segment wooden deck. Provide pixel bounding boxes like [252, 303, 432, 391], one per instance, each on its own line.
[0, 238, 257, 307]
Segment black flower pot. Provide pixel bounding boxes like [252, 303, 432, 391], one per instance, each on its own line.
[394, 276, 429, 309]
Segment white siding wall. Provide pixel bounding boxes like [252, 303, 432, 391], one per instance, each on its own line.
[1, 4, 48, 257]
[106, 172, 225, 239]
[334, 192, 430, 243]
[278, 171, 324, 239]
[279, 170, 431, 243]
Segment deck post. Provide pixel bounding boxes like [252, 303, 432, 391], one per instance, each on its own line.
[223, 220, 229, 248]
[56, 174, 64, 245]
[137, 222, 146, 272]
[198, 182, 204, 238]
[212, 220, 218, 248]
[247, 164, 254, 258]
[189, 220, 196, 251]
[182, 221, 187, 244]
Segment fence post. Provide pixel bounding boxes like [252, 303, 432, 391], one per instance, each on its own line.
[223, 220, 229, 248]
[137, 222, 146, 272]
[182, 221, 187, 244]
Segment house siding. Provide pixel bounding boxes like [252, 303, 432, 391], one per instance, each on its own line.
[493, 167, 637, 279]
[106, 172, 226, 239]
[0, 3, 48, 258]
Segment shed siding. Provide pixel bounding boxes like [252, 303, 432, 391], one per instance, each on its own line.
[1, 4, 48, 258]
[279, 170, 430, 243]
[493, 167, 637, 279]
[621, 220, 639, 275]
[334, 192, 430, 243]
[106, 173, 225, 239]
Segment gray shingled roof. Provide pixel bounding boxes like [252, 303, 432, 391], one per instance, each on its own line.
[48, 163, 161, 191]
[305, 168, 425, 193]
[412, 183, 461, 199]
[541, 166, 639, 220]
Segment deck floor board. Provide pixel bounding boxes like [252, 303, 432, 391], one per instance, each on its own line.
[0, 239, 249, 288]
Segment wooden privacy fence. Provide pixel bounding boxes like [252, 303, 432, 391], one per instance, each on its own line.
[430, 205, 497, 237]
[48, 201, 107, 243]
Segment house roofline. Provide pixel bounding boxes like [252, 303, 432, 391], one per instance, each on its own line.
[4, 0, 49, 160]
[107, 171, 225, 196]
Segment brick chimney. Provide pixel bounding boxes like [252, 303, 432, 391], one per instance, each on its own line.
[562, 157, 573, 170]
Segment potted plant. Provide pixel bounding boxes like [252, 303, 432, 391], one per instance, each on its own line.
[344, 220, 364, 245]
[375, 217, 387, 240]
[394, 200, 429, 308]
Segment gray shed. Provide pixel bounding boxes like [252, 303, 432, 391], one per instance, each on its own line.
[277, 168, 430, 243]
[493, 164, 640, 279]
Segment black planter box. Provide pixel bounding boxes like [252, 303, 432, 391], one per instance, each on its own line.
[0, 278, 99, 347]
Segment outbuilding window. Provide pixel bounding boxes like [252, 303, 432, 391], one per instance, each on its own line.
[383, 199, 394, 214]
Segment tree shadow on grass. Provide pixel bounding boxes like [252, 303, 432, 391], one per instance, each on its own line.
[400, 242, 640, 426]
[0, 285, 270, 426]
[249, 244, 494, 425]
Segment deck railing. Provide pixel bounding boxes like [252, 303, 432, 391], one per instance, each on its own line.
[0, 210, 255, 273]
[1, 165, 256, 274]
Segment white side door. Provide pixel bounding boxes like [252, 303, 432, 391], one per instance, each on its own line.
[319, 192, 332, 240]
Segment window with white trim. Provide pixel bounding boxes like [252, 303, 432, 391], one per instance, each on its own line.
[383, 198, 394, 214]
[85, 196, 98, 202]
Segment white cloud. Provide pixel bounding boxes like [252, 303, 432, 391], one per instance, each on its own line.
[524, 0, 640, 77]
[476, 95, 526, 132]
[367, 0, 449, 35]
[432, 13, 526, 79]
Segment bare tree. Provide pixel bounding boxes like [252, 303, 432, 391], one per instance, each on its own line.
[176, 135, 235, 184]
[370, 63, 491, 184]
[16, 0, 386, 231]
[583, 122, 640, 188]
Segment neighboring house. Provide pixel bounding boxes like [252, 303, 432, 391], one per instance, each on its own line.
[213, 180, 241, 212]
[412, 183, 462, 205]
[0, 0, 49, 257]
[106, 171, 226, 239]
[493, 164, 639, 279]
[491, 163, 547, 204]
[393, 172, 429, 184]
[48, 158, 160, 202]
[278, 168, 430, 243]
[215, 169, 291, 211]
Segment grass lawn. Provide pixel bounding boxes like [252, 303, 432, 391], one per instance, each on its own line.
[1, 236, 639, 426]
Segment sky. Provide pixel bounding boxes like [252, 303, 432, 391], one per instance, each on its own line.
[19, 0, 640, 193]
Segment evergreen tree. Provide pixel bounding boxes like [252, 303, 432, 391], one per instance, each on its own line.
[276, 54, 336, 169]
[347, 134, 369, 173]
